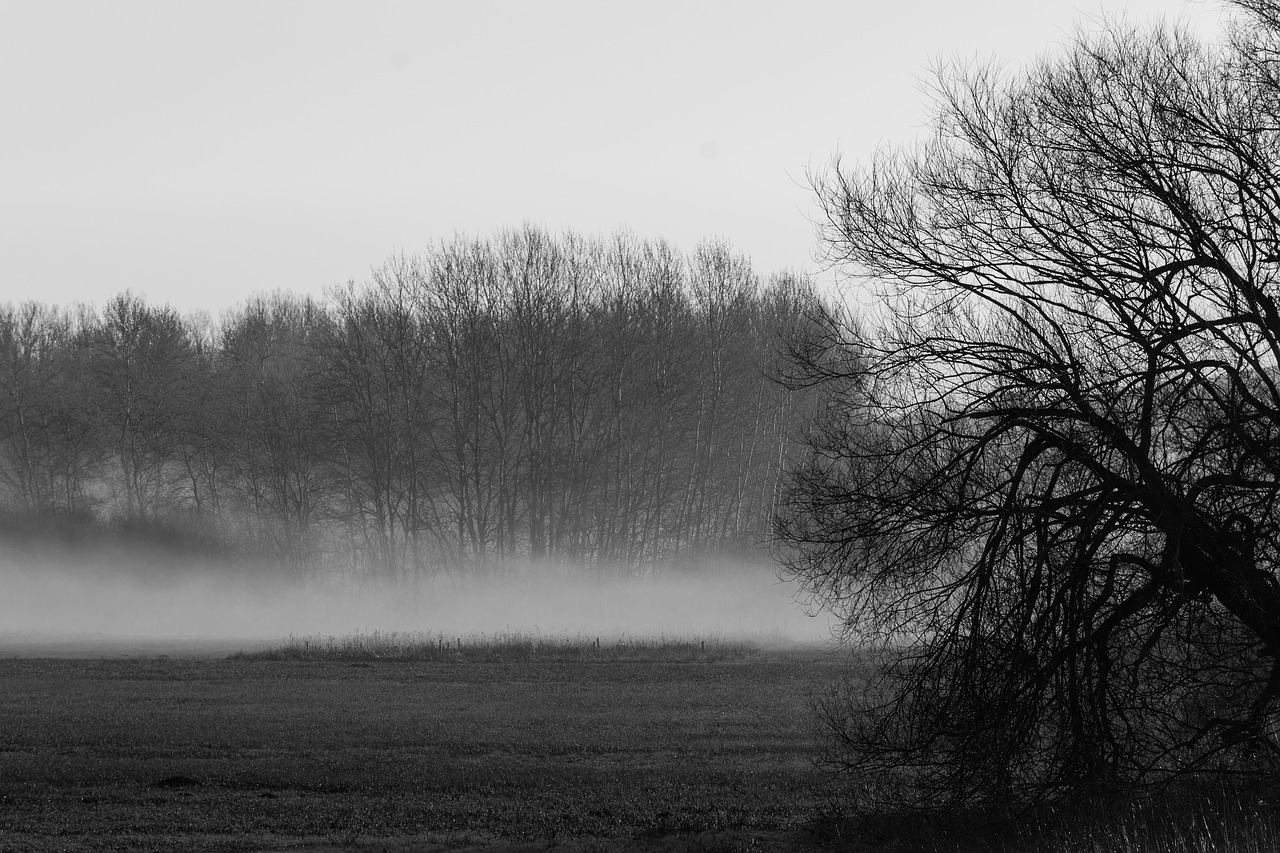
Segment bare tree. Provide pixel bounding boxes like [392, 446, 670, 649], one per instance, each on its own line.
[171, 311, 234, 520]
[0, 302, 100, 516]
[83, 294, 195, 520]
[778, 3, 1280, 806]
[421, 234, 511, 569]
[221, 293, 331, 573]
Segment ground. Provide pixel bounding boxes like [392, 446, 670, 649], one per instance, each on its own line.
[0, 645, 845, 852]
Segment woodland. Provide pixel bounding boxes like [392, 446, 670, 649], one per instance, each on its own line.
[0, 228, 817, 583]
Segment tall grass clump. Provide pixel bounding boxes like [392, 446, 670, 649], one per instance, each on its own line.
[1012, 786, 1280, 853]
[822, 781, 1280, 852]
[231, 629, 769, 663]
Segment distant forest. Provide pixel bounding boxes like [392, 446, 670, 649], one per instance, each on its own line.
[0, 227, 820, 583]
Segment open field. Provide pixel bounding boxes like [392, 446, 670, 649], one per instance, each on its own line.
[0, 639, 846, 852]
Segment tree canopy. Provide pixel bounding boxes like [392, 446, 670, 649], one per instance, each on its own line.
[777, 0, 1280, 806]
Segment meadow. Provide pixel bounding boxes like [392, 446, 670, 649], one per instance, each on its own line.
[0, 634, 845, 852]
[5, 632, 1278, 852]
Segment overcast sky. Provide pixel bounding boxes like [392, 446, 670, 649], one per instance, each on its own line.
[2, 0, 1230, 314]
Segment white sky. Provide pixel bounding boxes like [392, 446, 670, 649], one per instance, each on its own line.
[1, 0, 1230, 314]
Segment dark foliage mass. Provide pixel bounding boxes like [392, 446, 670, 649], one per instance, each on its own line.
[0, 227, 818, 582]
[777, 0, 1280, 808]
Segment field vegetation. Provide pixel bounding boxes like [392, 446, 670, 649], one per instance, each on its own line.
[4, 634, 1280, 851]
[0, 635, 842, 852]
[233, 630, 771, 664]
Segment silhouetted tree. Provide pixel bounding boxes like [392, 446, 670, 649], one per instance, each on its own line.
[778, 2, 1280, 808]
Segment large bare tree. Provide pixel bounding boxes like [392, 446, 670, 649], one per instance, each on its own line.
[777, 2, 1280, 806]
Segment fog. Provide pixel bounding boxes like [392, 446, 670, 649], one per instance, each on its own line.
[0, 548, 836, 655]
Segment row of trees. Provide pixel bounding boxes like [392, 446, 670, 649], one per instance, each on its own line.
[0, 228, 817, 582]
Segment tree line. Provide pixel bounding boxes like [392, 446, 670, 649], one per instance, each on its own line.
[0, 227, 818, 582]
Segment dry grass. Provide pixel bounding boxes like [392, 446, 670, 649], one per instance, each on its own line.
[1013, 789, 1280, 853]
[231, 629, 778, 663]
[7, 635, 1276, 852]
[813, 782, 1280, 852]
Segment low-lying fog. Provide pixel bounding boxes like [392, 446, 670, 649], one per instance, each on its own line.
[0, 548, 837, 655]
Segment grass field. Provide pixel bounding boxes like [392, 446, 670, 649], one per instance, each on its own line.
[0, 637, 844, 852]
[9, 634, 1275, 852]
